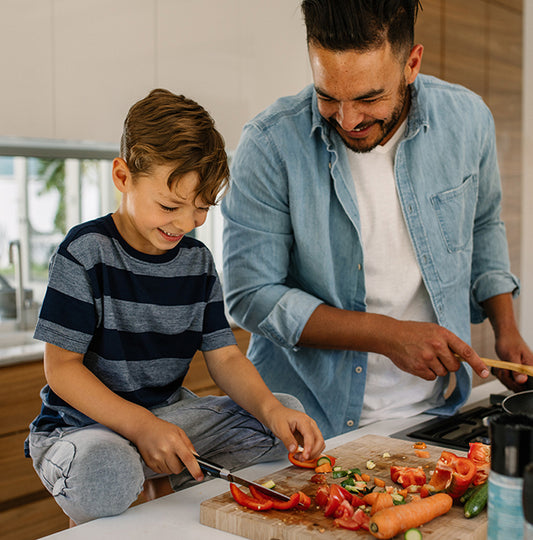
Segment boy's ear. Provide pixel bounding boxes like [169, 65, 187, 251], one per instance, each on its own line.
[112, 158, 132, 193]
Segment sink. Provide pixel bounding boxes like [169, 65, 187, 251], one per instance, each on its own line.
[0, 329, 44, 366]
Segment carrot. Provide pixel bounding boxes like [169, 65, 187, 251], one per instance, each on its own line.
[363, 492, 380, 505]
[374, 477, 386, 488]
[361, 473, 371, 482]
[415, 450, 430, 459]
[354, 473, 363, 481]
[314, 463, 332, 473]
[370, 492, 394, 516]
[369, 493, 453, 539]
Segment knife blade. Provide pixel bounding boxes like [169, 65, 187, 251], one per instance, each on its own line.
[195, 456, 292, 502]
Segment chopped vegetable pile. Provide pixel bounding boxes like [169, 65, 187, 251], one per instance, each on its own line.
[228, 442, 491, 538]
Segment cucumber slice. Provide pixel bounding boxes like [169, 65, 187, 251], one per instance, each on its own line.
[404, 528, 423, 540]
[316, 456, 332, 467]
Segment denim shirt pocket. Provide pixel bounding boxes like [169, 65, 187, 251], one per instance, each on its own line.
[430, 174, 478, 253]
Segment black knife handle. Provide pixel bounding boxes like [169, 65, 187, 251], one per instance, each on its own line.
[196, 456, 230, 480]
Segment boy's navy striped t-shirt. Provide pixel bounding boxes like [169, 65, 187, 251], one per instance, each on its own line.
[30, 213, 236, 433]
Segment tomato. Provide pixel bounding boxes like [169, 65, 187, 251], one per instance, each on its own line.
[297, 491, 312, 509]
[310, 473, 328, 484]
[333, 499, 355, 519]
[315, 485, 330, 507]
[352, 508, 370, 531]
[248, 485, 300, 510]
[324, 484, 346, 517]
[334, 517, 361, 530]
[350, 493, 366, 507]
[467, 442, 491, 485]
[390, 466, 426, 488]
[230, 483, 273, 511]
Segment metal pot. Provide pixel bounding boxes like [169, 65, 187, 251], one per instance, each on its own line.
[502, 389, 533, 417]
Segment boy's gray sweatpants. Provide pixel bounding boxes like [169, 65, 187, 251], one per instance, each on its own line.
[27, 389, 302, 524]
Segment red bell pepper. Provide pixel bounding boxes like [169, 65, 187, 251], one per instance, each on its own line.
[390, 465, 426, 488]
[427, 451, 477, 499]
[248, 485, 300, 510]
[230, 483, 273, 511]
[467, 442, 491, 485]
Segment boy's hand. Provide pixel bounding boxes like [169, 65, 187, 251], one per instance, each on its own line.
[130, 415, 204, 481]
[266, 406, 325, 462]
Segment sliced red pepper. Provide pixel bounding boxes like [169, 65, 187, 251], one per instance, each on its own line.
[390, 465, 426, 488]
[248, 485, 300, 510]
[297, 491, 312, 509]
[287, 452, 336, 469]
[229, 483, 273, 511]
[288, 452, 318, 468]
[427, 451, 477, 499]
[467, 442, 490, 486]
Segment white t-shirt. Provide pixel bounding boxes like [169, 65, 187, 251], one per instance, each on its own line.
[347, 121, 444, 426]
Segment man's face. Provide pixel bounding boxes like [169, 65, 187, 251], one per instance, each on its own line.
[309, 41, 422, 153]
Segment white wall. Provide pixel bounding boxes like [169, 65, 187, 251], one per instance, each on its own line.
[521, 2, 533, 344]
[0, 0, 311, 150]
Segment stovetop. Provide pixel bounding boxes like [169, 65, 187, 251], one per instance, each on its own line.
[390, 393, 508, 451]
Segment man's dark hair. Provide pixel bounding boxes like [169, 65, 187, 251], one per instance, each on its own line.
[301, 0, 422, 58]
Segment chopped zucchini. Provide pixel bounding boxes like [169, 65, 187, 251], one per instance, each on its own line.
[340, 477, 356, 487]
[404, 528, 422, 540]
[261, 480, 276, 489]
[333, 465, 343, 472]
[316, 456, 332, 467]
[391, 492, 406, 505]
[349, 467, 361, 475]
[366, 460, 376, 470]
[332, 469, 349, 479]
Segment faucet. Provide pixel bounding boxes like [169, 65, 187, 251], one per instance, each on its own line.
[8, 240, 27, 330]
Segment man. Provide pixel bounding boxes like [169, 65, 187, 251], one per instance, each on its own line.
[222, 0, 532, 439]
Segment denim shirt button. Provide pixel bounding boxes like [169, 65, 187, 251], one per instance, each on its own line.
[346, 420, 354, 427]
[355, 366, 363, 374]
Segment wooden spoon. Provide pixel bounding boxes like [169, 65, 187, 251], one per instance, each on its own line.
[455, 354, 533, 377]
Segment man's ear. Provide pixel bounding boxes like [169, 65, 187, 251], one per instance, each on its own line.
[404, 44, 424, 84]
[112, 158, 131, 193]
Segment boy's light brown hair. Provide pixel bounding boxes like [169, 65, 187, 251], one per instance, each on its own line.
[120, 88, 229, 205]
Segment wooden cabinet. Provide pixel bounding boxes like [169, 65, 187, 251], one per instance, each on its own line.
[0, 327, 251, 540]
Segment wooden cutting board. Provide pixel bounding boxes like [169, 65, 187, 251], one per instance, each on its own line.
[200, 434, 488, 540]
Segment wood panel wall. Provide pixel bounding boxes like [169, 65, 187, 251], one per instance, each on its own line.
[416, 0, 523, 369]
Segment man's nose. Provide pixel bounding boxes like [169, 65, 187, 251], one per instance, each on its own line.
[336, 102, 364, 131]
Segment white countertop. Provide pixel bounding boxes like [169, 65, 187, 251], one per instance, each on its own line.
[40, 379, 506, 540]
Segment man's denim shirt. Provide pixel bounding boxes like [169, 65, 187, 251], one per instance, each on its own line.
[222, 74, 520, 439]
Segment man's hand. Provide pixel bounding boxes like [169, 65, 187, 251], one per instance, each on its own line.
[264, 405, 325, 462]
[382, 320, 490, 380]
[493, 330, 533, 392]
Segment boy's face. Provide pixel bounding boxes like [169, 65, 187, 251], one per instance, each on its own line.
[112, 160, 209, 255]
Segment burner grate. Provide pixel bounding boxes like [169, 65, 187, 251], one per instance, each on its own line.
[405, 405, 500, 451]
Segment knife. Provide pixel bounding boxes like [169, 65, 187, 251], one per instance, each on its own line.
[196, 455, 293, 502]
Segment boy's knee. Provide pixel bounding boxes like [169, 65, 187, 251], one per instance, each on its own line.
[55, 438, 145, 523]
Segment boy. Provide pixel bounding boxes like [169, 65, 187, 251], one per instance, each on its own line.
[25, 89, 324, 525]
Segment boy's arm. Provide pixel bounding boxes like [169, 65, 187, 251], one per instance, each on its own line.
[203, 345, 325, 461]
[43, 342, 204, 480]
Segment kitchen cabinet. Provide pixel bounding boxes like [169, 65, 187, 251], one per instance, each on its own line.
[0, 327, 250, 540]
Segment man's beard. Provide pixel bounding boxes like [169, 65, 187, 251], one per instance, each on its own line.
[331, 81, 409, 154]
